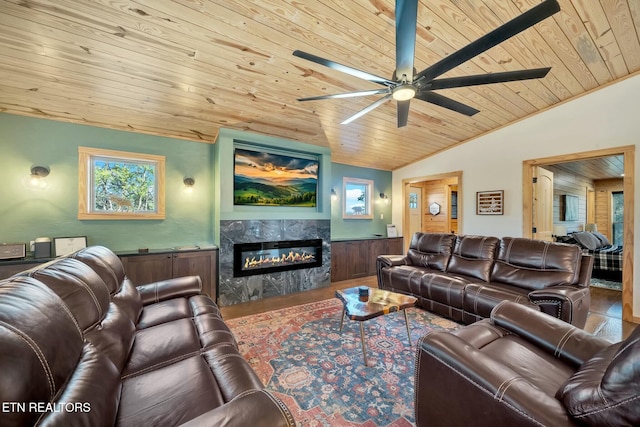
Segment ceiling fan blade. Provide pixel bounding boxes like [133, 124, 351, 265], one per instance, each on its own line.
[397, 100, 411, 127]
[414, 0, 560, 84]
[298, 88, 390, 101]
[415, 91, 480, 116]
[341, 94, 393, 124]
[395, 0, 419, 82]
[293, 50, 395, 86]
[426, 67, 551, 90]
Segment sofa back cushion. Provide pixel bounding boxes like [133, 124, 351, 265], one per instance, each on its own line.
[447, 235, 499, 282]
[0, 277, 84, 426]
[16, 248, 140, 372]
[406, 233, 456, 272]
[558, 325, 640, 426]
[15, 258, 111, 332]
[491, 237, 582, 290]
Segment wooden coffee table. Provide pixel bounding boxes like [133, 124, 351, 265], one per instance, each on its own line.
[335, 286, 418, 365]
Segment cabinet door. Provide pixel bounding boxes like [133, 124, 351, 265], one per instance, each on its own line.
[331, 242, 349, 282]
[387, 237, 404, 255]
[121, 254, 173, 286]
[173, 250, 217, 300]
[367, 239, 386, 276]
[346, 242, 369, 279]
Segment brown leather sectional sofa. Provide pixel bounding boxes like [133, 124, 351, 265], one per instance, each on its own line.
[0, 246, 295, 427]
[377, 233, 594, 327]
[415, 301, 640, 426]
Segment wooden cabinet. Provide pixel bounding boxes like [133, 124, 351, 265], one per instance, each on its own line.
[120, 249, 219, 301]
[367, 239, 386, 276]
[0, 261, 42, 280]
[331, 237, 403, 282]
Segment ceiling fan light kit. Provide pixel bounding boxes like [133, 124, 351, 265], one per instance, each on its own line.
[294, 0, 561, 128]
[392, 85, 416, 101]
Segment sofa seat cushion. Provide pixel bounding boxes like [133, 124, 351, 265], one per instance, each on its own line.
[447, 235, 500, 282]
[451, 320, 577, 397]
[463, 282, 536, 320]
[558, 326, 640, 426]
[137, 298, 193, 329]
[118, 345, 265, 427]
[379, 264, 432, 295]
[137, 294, 222, 329]
[124, 318, 202, 377]
[419, 272, 469, 309]
[118, 355, 226, 427]
[125, 297, 238, 378]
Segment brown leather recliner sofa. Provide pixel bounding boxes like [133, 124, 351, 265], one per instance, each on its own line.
[0, 245, 295, 427]
[377, 233, 593, 327]
[415, 301, 640, 426]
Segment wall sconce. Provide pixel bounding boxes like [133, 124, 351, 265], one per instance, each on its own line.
[380, 192, 389, 204]
[30, 166, 50, 189]
[331, 188, 338, 202]
[183, 177, 195, 193]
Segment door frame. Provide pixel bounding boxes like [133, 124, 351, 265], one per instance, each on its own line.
[522, 145, 636, 323]
[402, 171, 463, 252]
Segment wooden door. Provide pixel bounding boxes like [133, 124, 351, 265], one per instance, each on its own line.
[533, 166, 554, 241]
[407, 185, 422, 241]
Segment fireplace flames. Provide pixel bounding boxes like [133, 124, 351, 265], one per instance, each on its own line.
[244, 250, 316, 270]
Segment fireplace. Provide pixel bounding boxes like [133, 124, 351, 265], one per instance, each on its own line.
[233, 239, 323, 277]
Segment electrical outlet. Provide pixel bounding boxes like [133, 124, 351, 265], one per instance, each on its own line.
[380, 213, 384, 220]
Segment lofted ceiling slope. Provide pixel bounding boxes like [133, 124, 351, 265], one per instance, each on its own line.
[0, 1, 639, 170]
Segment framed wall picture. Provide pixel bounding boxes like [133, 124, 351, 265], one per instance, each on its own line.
[476, 190, 504, 215]
[78, 147, 165, 220]
[560, 194, 579, 221]
[54, 236, 87, 257]
[233, 146, 319, 207]
[343, 177, 374, 219]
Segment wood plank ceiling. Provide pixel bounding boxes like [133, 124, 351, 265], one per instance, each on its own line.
[0, 0, 639, 171]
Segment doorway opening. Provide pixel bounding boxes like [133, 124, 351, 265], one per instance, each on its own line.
[402, 171, 462, 252]
[522, 145, 635, 323]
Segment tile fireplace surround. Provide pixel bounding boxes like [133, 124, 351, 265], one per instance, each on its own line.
[219, 219, 331, 306]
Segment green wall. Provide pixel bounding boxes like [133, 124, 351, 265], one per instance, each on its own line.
[330, 163, 393, 238]
[0, 114, 392, 251]
[0, 114, 214, 251]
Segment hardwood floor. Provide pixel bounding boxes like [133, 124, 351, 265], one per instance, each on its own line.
[220, 277, 637, 342]
[585, 286, 636, 341]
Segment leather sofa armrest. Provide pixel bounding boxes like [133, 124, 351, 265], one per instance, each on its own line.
[490, 301, 610, 367]
[137, 275, 203, 305]
[178, 389, 296, 427]
[528, 286, 590, 328]
[377, 254, 407, 268]
[415, 332, 572, 426]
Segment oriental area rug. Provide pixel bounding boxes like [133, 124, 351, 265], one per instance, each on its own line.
[226, 298, 460, 426]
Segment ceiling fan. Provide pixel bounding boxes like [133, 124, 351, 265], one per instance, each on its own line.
[293, 0, 560, 127]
